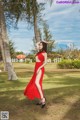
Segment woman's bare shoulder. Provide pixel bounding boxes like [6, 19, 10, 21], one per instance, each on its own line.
[42, 52, 47, 56]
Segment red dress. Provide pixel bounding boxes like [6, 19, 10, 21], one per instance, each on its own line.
[24, 51, 45, 100]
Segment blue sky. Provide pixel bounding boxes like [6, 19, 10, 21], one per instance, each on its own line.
[8, 0, 80, 53]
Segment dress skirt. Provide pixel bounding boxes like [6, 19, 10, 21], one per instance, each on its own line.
[24, 62, 44, 100]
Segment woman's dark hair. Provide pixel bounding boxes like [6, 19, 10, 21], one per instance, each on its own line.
[40, 41, 47, 53]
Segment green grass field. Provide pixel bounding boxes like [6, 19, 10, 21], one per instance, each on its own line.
[0, 63, 80, 120]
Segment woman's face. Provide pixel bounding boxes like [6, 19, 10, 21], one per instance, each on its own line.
[36, 42, 43, 51]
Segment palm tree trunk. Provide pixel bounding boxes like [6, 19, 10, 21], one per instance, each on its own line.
[0, 33, 6, 71]
[34, 15, 41, 42]
[33, 0, 41, 43]
[0, 2, 18, 80]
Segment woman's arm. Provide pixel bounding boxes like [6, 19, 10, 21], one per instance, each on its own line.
[40, 53, 47, 68]
[37, 53, 47, 74]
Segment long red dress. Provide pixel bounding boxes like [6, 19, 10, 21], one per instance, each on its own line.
[24, 51, 45, 100]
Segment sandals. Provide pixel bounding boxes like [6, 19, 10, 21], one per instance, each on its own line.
[41, 98, 46, 108]
[41, 102, 46, 108]
[36, 97, 46, 108]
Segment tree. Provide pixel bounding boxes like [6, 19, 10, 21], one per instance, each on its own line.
[0, 45, 2, 61]
[0, 1, 18, 80]
[43, 22, 55, 53]
[32, 22, 55, 54]
[24, 0, 45, 43]
[15, 51, 24, 55]
[0, 0, 45, 80]
[32, 27, 42, 53]
[0, 21, 6, 66]
[0, 40, 16, 60]
[5, 0, 44, 43]
[9, 40, 16, 58]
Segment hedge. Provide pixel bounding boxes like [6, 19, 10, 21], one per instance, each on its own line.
[58, 59, 80, 69]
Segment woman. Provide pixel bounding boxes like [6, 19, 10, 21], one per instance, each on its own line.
[24, 41, 48, 108]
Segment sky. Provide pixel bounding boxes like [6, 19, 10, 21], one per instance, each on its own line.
[8, 0, 80, 53]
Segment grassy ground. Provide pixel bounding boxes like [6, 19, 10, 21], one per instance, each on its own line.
[0, 63, 80, 120]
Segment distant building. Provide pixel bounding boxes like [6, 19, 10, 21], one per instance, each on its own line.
[16, 54, 26, 62]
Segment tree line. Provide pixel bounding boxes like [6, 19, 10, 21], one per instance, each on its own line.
[0, 0, 54, 80]
[0, 0, 77, 80]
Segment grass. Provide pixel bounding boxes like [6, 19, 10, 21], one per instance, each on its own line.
[0, 63, 80, 120]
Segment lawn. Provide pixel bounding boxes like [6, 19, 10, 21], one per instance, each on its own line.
[0, 63, 80, 120]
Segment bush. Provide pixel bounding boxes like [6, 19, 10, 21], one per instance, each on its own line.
[58, 59, 80, 69]
[72, 60, 80, 69]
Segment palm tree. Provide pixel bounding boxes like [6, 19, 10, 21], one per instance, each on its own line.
[0, 31, 6, 64]
[22, 0, 44, 43]
[8, 0, 44, 43]
[23, 0, 76, 43]
[0, 1, 18, 80]
[32, 0, 43, 42]
[0, 0, 76, 80]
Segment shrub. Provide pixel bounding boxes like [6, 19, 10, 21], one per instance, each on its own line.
[58, 59, 80, 69]
[72, 60, 80, 69]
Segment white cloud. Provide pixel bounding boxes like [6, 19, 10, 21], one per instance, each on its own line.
[8, 1, 80, 52]
[44, 4, 78, 20]
[55, 39, 73, 43]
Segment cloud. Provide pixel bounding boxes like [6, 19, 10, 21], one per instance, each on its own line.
[44, 4, 79, 20]
[55, 39, 73, 43]
[55, 39, 80, 50]
[8, 1, 80, 52]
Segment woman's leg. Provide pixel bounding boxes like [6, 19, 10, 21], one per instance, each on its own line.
[35, 69, 44, 99]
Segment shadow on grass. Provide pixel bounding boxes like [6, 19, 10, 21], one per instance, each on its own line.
[16, 71, 33, 78]
[44, 76, 80, 86]
[0, 71, 80, 120]
[45, 71, 80, 77]
[0, 89, 48, 120]
[61, 98, 80, 120]
[0, 85, 80, 120]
